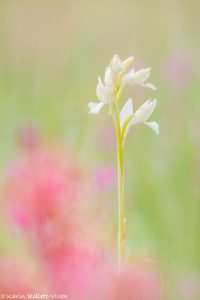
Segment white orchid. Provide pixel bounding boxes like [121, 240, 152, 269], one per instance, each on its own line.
[88, 54, 157, 115]
[120, 98, 159, 141]
[122, 67, 156, 90]
[88, 54, 134, 114]
[88, 54, 159, 264]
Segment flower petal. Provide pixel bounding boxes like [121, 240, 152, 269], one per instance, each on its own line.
[123, 56, 134, 71]
[144, 121, 159, 135]
[104, 66, 115, 87]
[123, 68, 151, 86]
[96, 77, 111, 102]
[122, 68, 135, 85]
[88, 102, 105, 114]
[123, 116, 139, 141]
[141, 82, 157, 90]
[135, 99, 157, 122]
[119, 98, 133, 128]
[110, 55, 124, 73]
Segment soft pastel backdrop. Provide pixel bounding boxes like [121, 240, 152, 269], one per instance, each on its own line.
[0, 1, 200, 299]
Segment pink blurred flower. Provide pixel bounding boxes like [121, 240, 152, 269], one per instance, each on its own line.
[4, 148, 114, 297]
[45, 244, 112, 299]
[45, 247, 160, 300]
[3, 149, 161, 299]
[5, 149, 85, 253]
[102, 263, 161, 300]
[11, 207, 30, 229]
[95, 166, 116, 189]
[17, 125, 41, 152]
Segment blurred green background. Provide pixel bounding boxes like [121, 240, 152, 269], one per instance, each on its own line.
[0, 1, 200, 298]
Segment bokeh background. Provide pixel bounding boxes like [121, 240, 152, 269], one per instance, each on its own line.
[0, 1, 200, 299]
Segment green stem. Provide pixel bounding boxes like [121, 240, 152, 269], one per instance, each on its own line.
[113, 107, 125, 266]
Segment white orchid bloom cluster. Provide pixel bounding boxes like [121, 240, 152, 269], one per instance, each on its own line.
[88, 55, 159, 262]
[88, 54, 159, 141]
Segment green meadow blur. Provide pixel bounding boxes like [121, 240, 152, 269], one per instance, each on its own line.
[0, 0, 200, 298]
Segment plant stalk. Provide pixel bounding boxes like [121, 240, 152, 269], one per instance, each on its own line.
[114, 109, 126, 267]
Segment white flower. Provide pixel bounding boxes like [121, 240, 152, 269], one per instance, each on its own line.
[96, 77, 112, 102]
[110, 55, 124, 73]
[89, 55, 135, 114]
[123, 56, 135, 72]
[120, 98, 159, 139]
[88, 77, 113, 114]
[104, 66, 115, 88]
[88, 102, 105, 114]
[110, 55, 134, 77]
[122, 68, 156, 90]
[119, 98, 133, 129]
[104, 55, 134, 88]
[88, 54, 157, 115]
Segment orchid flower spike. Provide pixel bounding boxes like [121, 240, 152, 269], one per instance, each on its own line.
[88, 55, 134, 114]
[88, 54, 156, 115]
[88, 54, 159, 264]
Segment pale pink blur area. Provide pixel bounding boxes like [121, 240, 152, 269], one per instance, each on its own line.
[176, 274, 200, 300]
[95, 166, 116, 189]
[0, 259, 40, 293]
[16, 125, 42, 152]
[98, 125, 116, 152]
[1, 147, 160, 299]
[163, 49, 193, 90]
